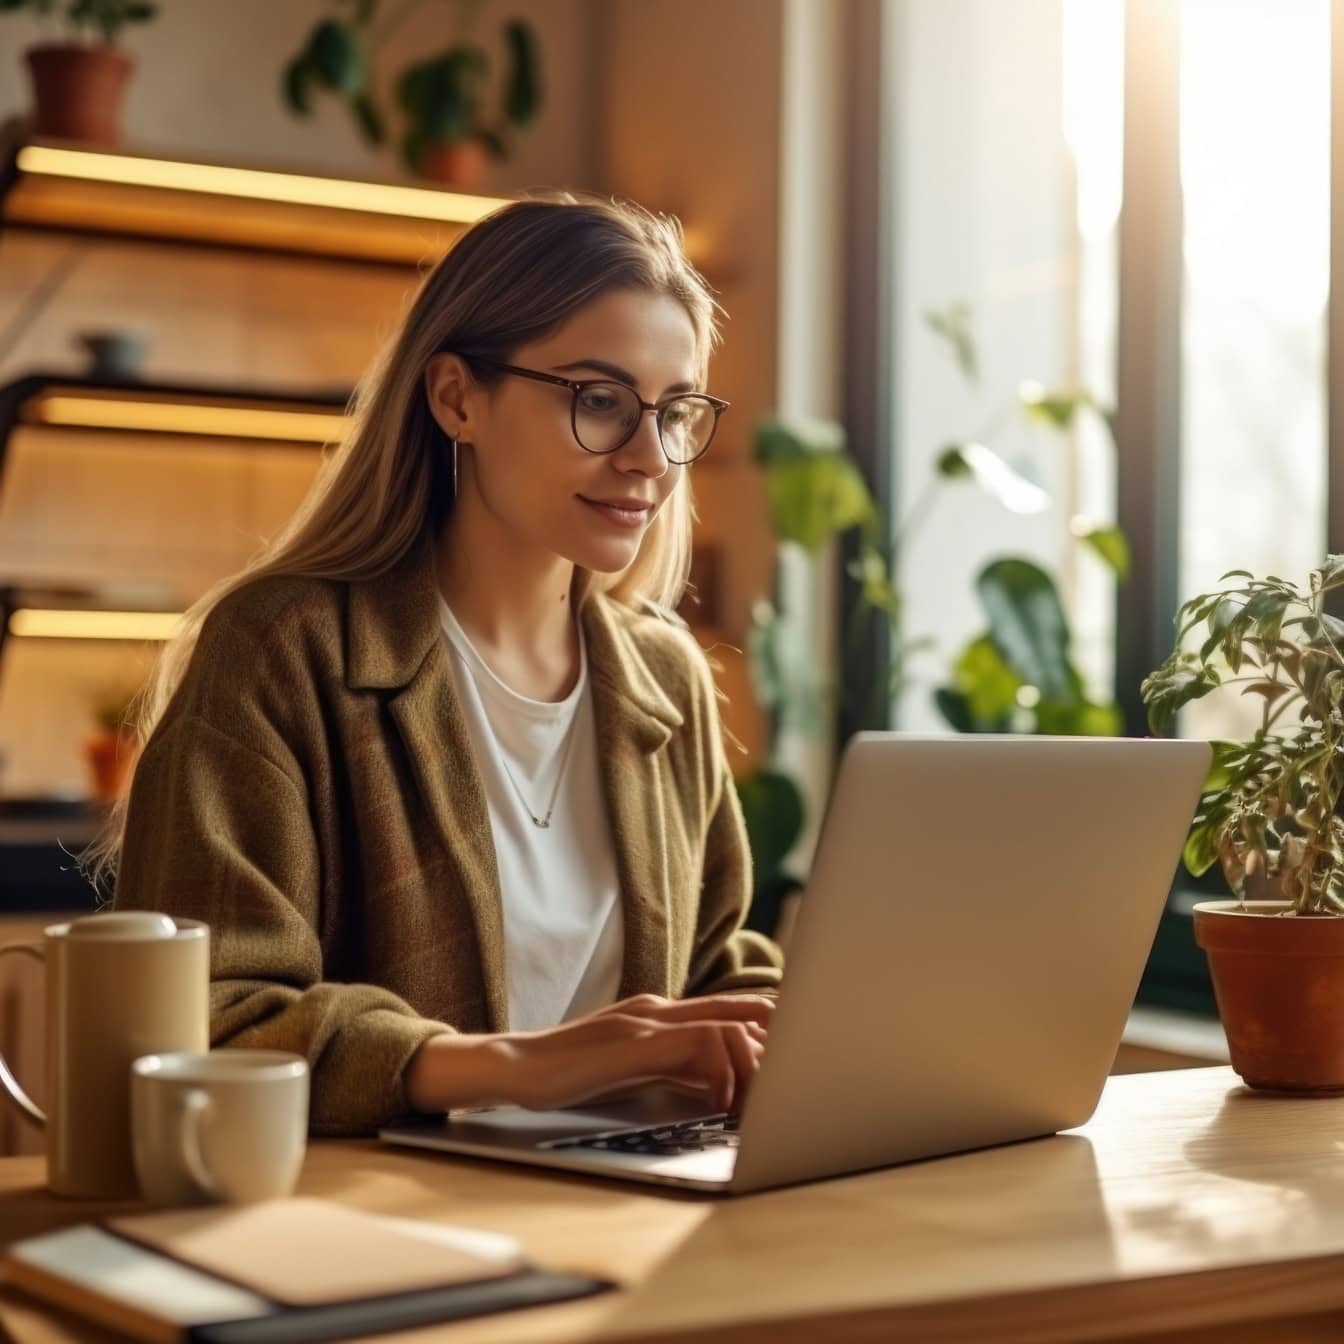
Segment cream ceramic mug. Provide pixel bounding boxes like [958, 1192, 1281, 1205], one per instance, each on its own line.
[131, 1051, 309, 1206]
[0, 911, 208, 1198]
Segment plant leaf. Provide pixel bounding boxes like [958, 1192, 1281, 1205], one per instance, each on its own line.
[948, 633, 1022, 725]
[349, 92, 384, 145]
[944, 442, 1050, 515]
[735, 768, 805, 887]
[924, 302, 978, 382]
[1073, 520, 1131, 580]
[308, 20, 365, 94]
[502, 19, 542, 125]
[977, 558, 1076, 701]
[1019, 381, 1092, 430]
[282, 57, 313, 116]
[765, 456, 874, 551]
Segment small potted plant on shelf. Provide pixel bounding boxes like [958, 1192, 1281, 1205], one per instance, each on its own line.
[84, 680, 141, 804]
[1142, 558, 1344, 1094]
[281, 0, 542, 188]
[2, 0, 157, 145]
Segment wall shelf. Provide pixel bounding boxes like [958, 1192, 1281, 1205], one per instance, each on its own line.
[0, 125, 512, 268]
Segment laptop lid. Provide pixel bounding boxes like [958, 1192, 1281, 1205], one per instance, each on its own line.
[728, 733, 1210, 1193]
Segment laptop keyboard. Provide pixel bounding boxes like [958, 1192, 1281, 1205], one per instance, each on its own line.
[539, 1113, 741, 1156]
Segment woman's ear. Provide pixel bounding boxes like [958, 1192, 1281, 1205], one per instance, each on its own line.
[424, 354, 480, 443]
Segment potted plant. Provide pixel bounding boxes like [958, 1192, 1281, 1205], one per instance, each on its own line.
[1142, 559, 1344, 1093]
[2, 0, 157, 145]
[84, 680, 141, 803]
[281, 0, 542, 188]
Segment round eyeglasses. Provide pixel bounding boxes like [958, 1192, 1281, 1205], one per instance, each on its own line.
[462, 356, 728, 465]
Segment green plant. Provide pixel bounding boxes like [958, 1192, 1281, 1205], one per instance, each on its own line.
[735, 306, 1127, 930]
[1142, 559, 1344, 914]
[0, 0, 156, 42]
[281, 0, 542, 176]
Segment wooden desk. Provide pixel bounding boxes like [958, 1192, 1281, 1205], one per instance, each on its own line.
[5, 1067, 1344, 1343]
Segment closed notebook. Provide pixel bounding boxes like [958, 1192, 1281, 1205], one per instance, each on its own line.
[3, 1197, 613, 1344]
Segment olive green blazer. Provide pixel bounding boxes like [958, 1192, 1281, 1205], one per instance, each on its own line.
[115, 535, 783, 1135]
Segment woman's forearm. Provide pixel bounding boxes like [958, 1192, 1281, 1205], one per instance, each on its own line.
[403, 1032, 524, 1112]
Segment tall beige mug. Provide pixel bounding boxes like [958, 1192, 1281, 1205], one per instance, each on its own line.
[0, 911, 209, 1198]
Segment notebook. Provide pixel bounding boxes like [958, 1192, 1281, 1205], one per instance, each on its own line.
[2, 1197, 614, 1343]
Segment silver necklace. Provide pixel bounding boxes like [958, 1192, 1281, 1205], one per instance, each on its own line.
[496, 710, 581, 829]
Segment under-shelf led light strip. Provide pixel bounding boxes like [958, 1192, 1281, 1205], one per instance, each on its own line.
[15, 145, 509, 225]
[7, 610, 181, 641]
[30, 395, 352, 443]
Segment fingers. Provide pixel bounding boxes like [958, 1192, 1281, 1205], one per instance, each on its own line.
[517, 1015, 767, 1113]
[593, 992, 776, 1032]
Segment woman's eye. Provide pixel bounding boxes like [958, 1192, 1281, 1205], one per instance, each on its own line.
[578, 387, 621, 414]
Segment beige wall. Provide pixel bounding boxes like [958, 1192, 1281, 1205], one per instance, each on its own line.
[0, 0, 791, 795]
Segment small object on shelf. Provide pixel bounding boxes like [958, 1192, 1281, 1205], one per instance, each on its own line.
[75, 328, 147, 382]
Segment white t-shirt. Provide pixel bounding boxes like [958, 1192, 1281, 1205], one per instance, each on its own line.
[438, 599, 624, 1032]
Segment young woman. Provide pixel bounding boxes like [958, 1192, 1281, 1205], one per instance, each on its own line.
[103, 196, 783, 1136]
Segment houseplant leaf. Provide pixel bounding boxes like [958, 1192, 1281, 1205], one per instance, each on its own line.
[939, 442, 1049, 515]
[309, 20, 365, 95]
[977, 558, 1076, 701]
[1019, 381, 1092, 430]
[1074, 520, 1131, 580]
[503, 19, 541, 125]
[735, 768, 805, 887]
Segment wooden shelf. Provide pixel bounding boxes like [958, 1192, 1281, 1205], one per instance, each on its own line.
[0, 126, 512, 267]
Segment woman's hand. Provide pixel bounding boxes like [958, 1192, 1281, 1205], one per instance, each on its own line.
[404, 992, 774, 1116]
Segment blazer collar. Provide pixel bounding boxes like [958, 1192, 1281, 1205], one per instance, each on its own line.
[345, 532, 685, 750]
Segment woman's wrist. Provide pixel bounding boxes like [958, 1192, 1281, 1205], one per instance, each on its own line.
[403, 1031, 526, 1113]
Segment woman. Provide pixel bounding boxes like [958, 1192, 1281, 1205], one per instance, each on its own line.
[103, 195, 783, 1136]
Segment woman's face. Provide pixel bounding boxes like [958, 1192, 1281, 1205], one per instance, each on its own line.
[427, 288, 701, 575]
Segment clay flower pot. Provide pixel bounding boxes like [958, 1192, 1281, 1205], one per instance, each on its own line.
[420, 139, 488, 190]
[84, 730, 139, 804]
[1194, 899, 1344, 1094]
[25, 43, 135, 145]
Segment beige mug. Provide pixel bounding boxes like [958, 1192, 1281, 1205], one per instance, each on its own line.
[131, 1051, 309, 1207]
[0, 911, 208, 1198]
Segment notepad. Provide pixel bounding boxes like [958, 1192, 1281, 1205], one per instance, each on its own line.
[3, 1198, 614, 1343]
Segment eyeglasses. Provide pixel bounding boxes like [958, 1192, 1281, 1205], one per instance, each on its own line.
[462, 356, 728, 465]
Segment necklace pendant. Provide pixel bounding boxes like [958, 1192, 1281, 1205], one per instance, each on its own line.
[534, 817, 551, 829]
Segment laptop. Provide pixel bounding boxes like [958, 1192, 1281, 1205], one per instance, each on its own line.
[380, 733, 1211, 1195]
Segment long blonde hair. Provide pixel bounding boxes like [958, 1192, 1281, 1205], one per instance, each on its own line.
[88, 193, 721, 892]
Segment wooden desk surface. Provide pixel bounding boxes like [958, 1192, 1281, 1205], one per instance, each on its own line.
[5, 1067, 1344, 1344]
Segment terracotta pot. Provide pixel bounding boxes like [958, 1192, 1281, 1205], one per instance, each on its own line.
[1194, 899, 1344, 1094]
[420, 139, 488, 189]
[25, 44, 134, 145]
[84, 730, 139, 803]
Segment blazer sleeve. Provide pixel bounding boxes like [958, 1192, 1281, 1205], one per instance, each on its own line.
[681, 645, 785, 998]
[116, 709, 451, 1137]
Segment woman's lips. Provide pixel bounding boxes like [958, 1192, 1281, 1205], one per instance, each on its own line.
[579, 497, 652, 528]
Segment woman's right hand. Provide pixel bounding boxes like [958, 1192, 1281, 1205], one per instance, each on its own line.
[404, 992, 773, 1116]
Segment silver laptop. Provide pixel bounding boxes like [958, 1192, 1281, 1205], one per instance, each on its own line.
[380, 733, 1211, 1195]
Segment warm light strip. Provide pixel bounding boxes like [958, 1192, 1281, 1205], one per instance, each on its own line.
[16, 145, 507, 224]
[9, 609, 182, 641]
[31, 396, 351, 443]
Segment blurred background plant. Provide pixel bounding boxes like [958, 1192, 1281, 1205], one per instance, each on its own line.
[737, 304, 1129, 934]
[0, 0, 158, 43]
[281, 0, 542, 186]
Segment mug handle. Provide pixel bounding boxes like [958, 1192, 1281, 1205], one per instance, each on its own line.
[177, 1087, 219, 1199]
[0, 942, 46, 1128]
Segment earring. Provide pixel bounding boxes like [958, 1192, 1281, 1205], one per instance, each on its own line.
[450, 436, 459, 495]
